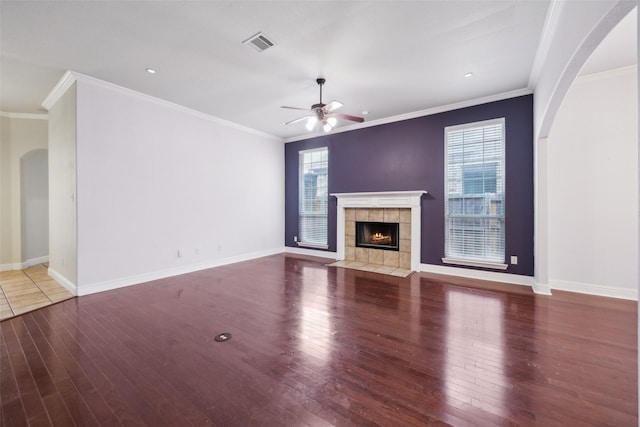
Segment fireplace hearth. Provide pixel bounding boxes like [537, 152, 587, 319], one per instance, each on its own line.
[356, 221, 399, 251]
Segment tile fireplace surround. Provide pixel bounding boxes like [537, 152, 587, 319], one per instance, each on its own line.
[332, 191, 427, 275]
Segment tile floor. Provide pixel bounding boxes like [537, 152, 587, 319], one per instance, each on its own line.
[327, 260, 413, 278]
[0, 264, 74, 321]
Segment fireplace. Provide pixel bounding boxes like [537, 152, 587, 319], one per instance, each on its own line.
[332, 191, 426, 273]
[356, 221, 399, 251]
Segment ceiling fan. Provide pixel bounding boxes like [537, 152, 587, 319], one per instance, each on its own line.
[281, 78, 365, 132]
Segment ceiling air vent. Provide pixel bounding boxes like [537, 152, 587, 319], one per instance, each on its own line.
[242, 32, 275, 52]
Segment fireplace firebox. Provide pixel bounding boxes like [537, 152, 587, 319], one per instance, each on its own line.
[355, 221, 399, 251]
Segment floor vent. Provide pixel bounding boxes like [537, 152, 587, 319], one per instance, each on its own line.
[214, 332, 232, 342]
[243, 32, 275, 52]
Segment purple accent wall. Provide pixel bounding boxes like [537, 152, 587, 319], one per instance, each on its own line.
[285, 95, 534, 276]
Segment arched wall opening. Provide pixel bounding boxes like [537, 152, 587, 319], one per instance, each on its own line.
[546, 10, 637, 298]
[533, 2, 638, 295]
[20, 148, 49, 266]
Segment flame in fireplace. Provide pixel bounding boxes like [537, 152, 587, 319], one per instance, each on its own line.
[370, 232, 392, 244]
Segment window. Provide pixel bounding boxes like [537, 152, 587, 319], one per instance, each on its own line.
[298, 147, 329, 249]
[444, 118, 505, 267]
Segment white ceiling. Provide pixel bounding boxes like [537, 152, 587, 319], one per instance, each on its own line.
[0, 1, 635, 140]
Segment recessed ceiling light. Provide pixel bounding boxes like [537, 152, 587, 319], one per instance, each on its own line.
[146, 68, 156, 74]
[464, 72, 473, 78]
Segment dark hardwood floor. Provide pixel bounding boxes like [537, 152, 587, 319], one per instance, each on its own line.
[1, 254, 637, 426]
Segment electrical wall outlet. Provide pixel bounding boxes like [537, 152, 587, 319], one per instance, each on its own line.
[510, 255, 518, 265]
[294, 235, 298, 242]
[177, 249, 183, 258]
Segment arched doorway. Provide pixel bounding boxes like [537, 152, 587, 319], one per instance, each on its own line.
[20, 148, 49, 265]
[547, 8, 637, 298]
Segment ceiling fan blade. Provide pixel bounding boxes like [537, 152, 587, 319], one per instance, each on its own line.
[283, 115, 314, 125]
[324, 100, 343, 112]
[281, 106, 311, 111]
[333, 112, 365, 123]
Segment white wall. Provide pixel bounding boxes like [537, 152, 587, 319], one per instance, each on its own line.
[547, 66, 638, 299]
[48, 83, 78, 288]
[67, 74, 284, 295]
[0, 115, 48, 269]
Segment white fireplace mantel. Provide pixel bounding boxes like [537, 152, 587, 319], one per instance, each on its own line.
[331, 191, 427, 271]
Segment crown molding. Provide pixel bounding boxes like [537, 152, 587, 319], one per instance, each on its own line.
[284, 87, 533, 143]
[41, 70, 77, 110]
[528, 0, 566, 89]
[42, 70, 282, 142]
[575, 63, 637, 83]
[0, 111, 48, 120]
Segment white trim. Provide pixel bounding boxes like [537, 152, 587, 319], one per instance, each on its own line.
[551, 280, 637, 301]
[21, 256, 49, 270]
[75, 247, 283, 296]
[528, 0, 565, 89]
[331, 191, 427, 208]
[534, 137, 550, 297]
[42, 70, 282, 142]
[48, 267, 78, 296]
[1, 258, 50, 272]
[284, 246, 337, 260]
[296, 242, 329, 250]
[0, 111, 48, 120]
[574, 64, 637, 84]
[0, 262, 24, 272]
[41, 70, 77, 110]
[532, 281, 552, 296]
[284, 88, 532, 143]
[421, 263, 535, 288]
[441, 257, 508, 271]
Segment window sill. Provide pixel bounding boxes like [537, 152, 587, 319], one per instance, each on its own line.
[442, 257, 508, 270]
[297, 242, 329, 250]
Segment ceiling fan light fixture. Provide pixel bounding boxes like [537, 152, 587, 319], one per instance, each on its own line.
[306, 117, 318, 131]
[322, 117, 336, 132]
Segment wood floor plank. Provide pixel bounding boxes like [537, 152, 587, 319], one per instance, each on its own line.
[0, 254, 636, 426]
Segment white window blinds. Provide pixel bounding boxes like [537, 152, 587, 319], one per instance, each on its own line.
[444, 118, 505, 265]
[298, 147, 329, 249]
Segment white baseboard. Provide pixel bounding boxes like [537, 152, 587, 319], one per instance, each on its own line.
[532, 282, 552, 295]
[48, 267, 78, 296]
[22, 255, 49, 269]
[0, 256, 49, 272]
[550, 279, 637, 301]
[284, 246, 337, 260]
[76, 247, 284, 296]
[41, 249, 639, 302]
[0, 262, 24, 272]
[420, 263, 535, 288]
